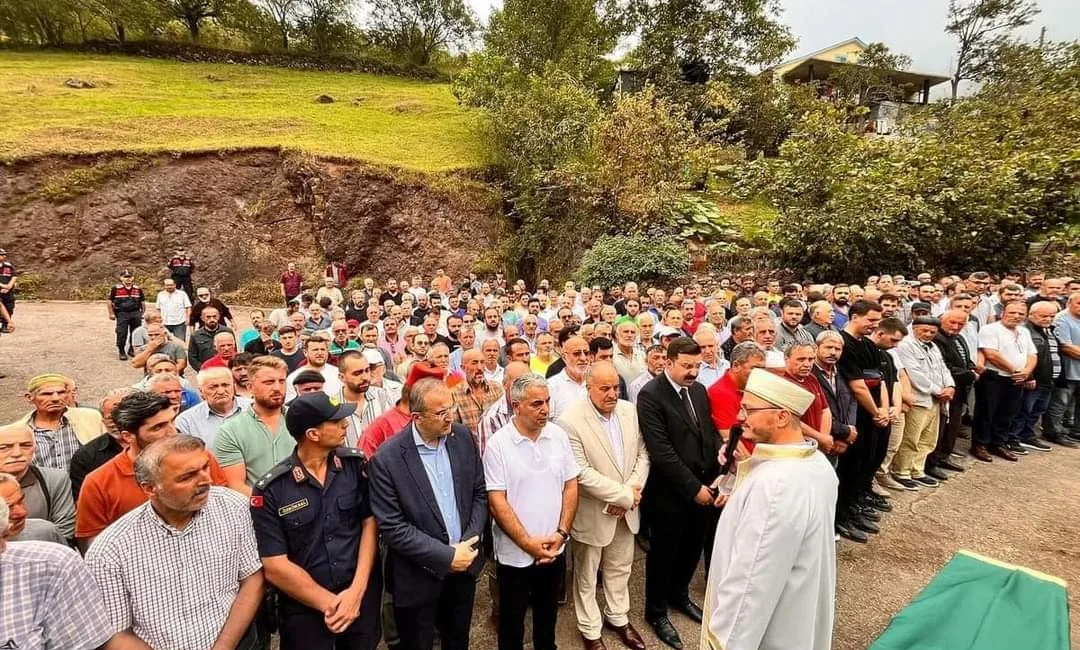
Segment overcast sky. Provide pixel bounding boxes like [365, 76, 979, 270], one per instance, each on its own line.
[464, 0, 1079, 83]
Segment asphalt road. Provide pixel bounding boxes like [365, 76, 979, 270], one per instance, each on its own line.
[2, 301, 1076, 649]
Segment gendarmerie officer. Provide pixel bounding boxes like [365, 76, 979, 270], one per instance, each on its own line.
[167, 249, 196, 299]
[0, 247, 16, 333]
[250, 392, 382, 650]
[107, 269, 144, 361]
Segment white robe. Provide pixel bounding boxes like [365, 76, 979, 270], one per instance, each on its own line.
[701, 441, 838, 650]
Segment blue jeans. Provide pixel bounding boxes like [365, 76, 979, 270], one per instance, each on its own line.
[1045, 380, 1080, 436]
[1009, 385, 1052, 443]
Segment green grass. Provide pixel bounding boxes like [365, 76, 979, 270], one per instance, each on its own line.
[0, 51, 482, 172]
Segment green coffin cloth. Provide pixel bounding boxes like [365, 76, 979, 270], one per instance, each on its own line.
[870, 550, 1071, 650]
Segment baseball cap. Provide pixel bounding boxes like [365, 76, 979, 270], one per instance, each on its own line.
[285, 392, 357, 439]
[346, 319, 361, 328]
[656, 325, 681, 339]
[362, 349, 384, 366]
[120, 269, 133, 278]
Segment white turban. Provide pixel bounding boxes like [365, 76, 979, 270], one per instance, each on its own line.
[744, 368, 815, 416]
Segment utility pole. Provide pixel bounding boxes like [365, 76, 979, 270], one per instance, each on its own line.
[1039, 26, 1046, 47]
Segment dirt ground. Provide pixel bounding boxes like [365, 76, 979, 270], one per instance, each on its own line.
[2, 301, 1077, 649]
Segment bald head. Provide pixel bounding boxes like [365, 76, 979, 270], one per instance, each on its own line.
[585, 361, 620, 416]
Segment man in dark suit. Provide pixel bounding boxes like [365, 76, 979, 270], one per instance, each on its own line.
[636, 337, 722, 649]
[368, 378, 488, 650]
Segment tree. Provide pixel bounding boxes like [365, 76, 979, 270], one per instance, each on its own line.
[78, 0, 160, 41]
[945, 0, 1038, 101]
[739, 41, 1079, 279]
[0, 0, 80, 44]
[295, 0, 356, 54]
[484, 0, 622, 81]
[827, 42, 914, 106]
[257, 0, 299, 48]
[159, 0, 234, 40]
[624, 0, 795, 87]
[367, 0, 477, 66]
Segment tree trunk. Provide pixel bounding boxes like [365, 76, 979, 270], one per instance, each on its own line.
[280, 27, 289, 50]
[116, 21, 126, 42]
[950, 77, 959, 103]
[186, 16, 201, 41]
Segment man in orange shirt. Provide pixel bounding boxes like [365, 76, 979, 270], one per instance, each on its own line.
[74, 391, 228, 551]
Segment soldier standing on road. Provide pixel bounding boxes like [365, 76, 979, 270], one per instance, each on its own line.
[251, 392, 382, 650]
[108, 270, 145, 361]
[166, 249, 196, 300]
[0, 248, 16, 334]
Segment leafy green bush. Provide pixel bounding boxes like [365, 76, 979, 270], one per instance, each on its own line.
[577, 235, 689, 289]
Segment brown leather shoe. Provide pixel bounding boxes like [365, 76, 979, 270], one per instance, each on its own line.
[604, 621, 646, 650]
[988, 445, 1018, 462]
[582, 634, 608, 650]
[970, 445, 993, 463]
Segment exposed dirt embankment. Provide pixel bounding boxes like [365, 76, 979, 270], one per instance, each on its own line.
[0, 149, 501, 300]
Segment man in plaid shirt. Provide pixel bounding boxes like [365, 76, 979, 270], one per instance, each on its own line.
[0, 498, 114, 650]
[451, 349, 505, 448]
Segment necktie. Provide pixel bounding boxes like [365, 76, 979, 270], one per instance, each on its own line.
[680, 387, 698, 425]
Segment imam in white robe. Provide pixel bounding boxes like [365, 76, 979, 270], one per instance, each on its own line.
[701, 441, 838, 650]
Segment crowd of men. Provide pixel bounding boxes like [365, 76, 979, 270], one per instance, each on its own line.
[2, 258, 1080, 650]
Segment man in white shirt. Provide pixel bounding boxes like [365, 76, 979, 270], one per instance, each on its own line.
[484, 373, 579, 650]
[702, 369, 837, 650]
[155, 278, 192, 341]
[284, 335, 342, 401]
[972, 300, 1037, 463]
[548, 335, 590, 420]
[175, 367, 251, 448]
[695, 326, 729, 389]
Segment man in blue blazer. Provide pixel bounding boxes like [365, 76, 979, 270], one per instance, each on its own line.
[368, 378, 488, 650]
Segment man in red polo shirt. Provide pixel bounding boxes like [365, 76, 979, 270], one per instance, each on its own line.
[280, 262, 304, 306]
[74, 391, 228, 551]
[199, 331, 238, 369]
[781, 342, 838, 454]
[707, 341, 766, 440]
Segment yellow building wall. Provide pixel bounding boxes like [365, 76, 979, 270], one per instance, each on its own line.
[774, 41, 867, 77]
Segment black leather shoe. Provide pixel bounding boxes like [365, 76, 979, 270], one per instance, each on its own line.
[851, 514, 880, 534]
[938, 459, 966, 472]
[863, 493, 893, 512]
[648, 617, 683, 650]
[925, 466, 950, 481]
[837, 521, 869, 543]
[670, 598, 703, 624]
[118, 351, 128, 361]
[1045, 434, 1080, 448]
[857, 506, 881, 522]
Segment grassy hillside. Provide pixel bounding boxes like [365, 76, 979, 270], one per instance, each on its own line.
[0, 51, 481, 172]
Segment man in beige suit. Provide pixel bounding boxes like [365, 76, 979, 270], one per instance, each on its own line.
[558, 362, 650, 650]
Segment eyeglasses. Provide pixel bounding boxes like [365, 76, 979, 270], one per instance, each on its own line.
[423, 407, 454, 420]
[739, 405, 783, 416]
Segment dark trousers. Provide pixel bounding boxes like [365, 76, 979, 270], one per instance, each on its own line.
[1045, 380, 1080, 436]
[643, 500, 717, 621]
[496, 554, 565, 650]
[1009, 385, 1052, 443]
[393, 573, 476, 650]
[172, 275, 194, 302]
[278, 580, 382, 650]
[114, 311, 141, 353]
[929, 384, 969, 466]
[0, 291, 13, 328]
[165, 323, 187, 341]
[836, 408, 887, 517]
[973, 373, 1024, 447]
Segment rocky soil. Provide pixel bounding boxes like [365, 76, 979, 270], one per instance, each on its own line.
[0, 149, 501, 300]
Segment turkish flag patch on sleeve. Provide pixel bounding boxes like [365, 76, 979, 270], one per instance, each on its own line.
[250, 496, 264, 508]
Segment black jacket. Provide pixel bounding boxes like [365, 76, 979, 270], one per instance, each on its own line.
[933, 331, 976, 389]
[813, 365, 856, 441]
[367, 423, 487, 608]
[637, 374, 719, 512]
[1024, 322, 1061, 388]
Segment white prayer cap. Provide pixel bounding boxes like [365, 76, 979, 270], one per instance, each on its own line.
[744, 368, 815, 416]
[362, 349, 384, 366]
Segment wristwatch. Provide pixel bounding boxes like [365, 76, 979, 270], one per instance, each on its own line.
[556, 528, 570, 541]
